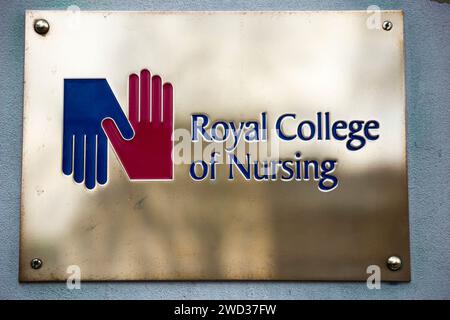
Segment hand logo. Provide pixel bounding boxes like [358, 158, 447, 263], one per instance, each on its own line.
[62, 69, 173, 189]
[102, 70, 174, 180]
[63, 79, 134, 189]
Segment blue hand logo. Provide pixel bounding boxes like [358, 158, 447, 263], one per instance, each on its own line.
[62, 79, 134, 189]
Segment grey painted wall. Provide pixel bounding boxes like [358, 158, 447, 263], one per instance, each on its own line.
[0, 0, 449, 299]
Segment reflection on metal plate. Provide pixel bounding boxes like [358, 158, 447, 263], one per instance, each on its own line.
[20, 11, 410, 281]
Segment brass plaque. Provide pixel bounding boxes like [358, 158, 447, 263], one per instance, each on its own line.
[20, 11, 410, 281]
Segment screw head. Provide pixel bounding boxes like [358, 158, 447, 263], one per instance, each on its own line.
[382, 20, 393, 31]
[387, 256, 402, 271]
[34, 19, 50, 35]
[30, 258, 42, 270]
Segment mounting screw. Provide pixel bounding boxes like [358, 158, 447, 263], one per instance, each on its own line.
[386, 256, 402, 271]
[382, 20, 393, 31]
[34, 19, 50, 35]
[30, 258, 43, 270]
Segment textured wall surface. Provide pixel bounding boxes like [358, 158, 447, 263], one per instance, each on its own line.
[0, 0, 449, 299]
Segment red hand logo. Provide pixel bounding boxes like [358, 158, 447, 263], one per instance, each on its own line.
[102, 69, 173, 180]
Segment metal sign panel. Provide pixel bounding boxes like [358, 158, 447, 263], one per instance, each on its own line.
[20, 10, 409, 281]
